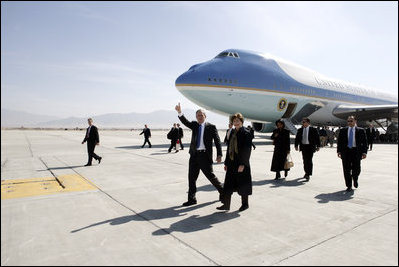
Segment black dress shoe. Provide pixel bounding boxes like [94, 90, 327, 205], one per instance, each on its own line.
[216, 204, 230, 211]
[346, 187, 353, 192]
[304, 175, 310, 181]
[182, 199, 197, 206]
[238, 204, 249, 212]
[98, 157, 102, 164]
[84, 163, 92, 166]
[354, 180, 358, 188]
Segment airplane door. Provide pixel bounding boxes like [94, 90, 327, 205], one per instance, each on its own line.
[282, 103, 297, 118]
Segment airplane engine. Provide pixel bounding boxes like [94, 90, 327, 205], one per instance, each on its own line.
[251, 122, 276, 133]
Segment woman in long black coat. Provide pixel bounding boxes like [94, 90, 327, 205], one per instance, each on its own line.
[217, 113, 253, 212]
[270, 120, 291, 179]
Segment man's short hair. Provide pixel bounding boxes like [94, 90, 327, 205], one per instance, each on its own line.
[196, 109, 206, 117]
[88, 118, 93, 122]
[347, 115, 357, 121]
[302, 117, 310, 123]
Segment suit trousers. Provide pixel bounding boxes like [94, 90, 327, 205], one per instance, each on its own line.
[341, 148, 361, 188]
[87, 142, 100, 164]
[142, 137, 151, 147]
[301, 145, 315, 176]
[187, 151, 223, 200]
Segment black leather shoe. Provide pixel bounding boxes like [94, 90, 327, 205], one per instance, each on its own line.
[346, 187, 353, 192]
[354, 180, 358, 188]
[182, 199, 197, 206]
[304, 175, 310, 181]
[238, 204, 249, 212]
[216, 205, 230, 211]
[98, 157, 102, 164]
[84, 163, 92, 166]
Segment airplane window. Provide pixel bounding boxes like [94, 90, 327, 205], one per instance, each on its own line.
[233, 52, 239, 58]
[217, 52, 229, 57]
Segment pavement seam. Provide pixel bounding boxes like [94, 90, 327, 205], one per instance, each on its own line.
[272, 208, 398, 265]
[23, 133, 34, 158]
[54, 156, 221, 266]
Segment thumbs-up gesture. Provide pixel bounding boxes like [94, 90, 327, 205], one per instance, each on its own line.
[175, 102, 181, 113]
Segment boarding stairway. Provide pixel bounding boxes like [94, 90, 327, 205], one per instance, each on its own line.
[281, 118, 298, 135]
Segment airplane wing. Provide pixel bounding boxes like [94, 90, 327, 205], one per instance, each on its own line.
[332, 104, 398, 121]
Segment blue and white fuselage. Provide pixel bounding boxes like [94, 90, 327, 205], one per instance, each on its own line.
[175, 49, 397, 132]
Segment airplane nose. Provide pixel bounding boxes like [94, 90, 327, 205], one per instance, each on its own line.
[176, 62, 207, 86]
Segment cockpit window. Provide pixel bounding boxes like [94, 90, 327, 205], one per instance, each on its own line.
[216, 51, 239, 58]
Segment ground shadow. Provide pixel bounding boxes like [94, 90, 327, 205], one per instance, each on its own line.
[37, 165, 86, 171]
[116, 144, 174, 149]
[70, 200, 217, 233]
[315, 190, 354, 203]
[152, 211, 240, 235]
[254, 177, 308, 188]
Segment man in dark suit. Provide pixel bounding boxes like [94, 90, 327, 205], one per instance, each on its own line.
[167, 123, 179, 153]
[177, 123, 184, 150]
[139, 124, 152, 148]
[337, 116, 368, 192]
[175, 103, 224, 206]
[81, 118, 102, 166]
[365, 124, 376, 151]
[295, 117, 320, 181]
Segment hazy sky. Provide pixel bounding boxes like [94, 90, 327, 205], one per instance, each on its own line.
[1, 1, 398, 118]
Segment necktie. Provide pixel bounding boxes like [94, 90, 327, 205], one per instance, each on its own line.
[348, 127, 353, 148]
[86, 126, 91, 138]
[197, 124, 202, 149]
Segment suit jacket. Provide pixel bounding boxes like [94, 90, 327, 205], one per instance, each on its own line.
[337, 127, 368, 156]
[178, 114, 222, 163]
[140, 128, 151, 138]
[83, 125, 99, 144]
[295, 126, 320, 152]
[365, 128, 376, 141]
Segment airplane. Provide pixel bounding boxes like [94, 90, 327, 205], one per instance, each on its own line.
[175, 49, 398, 135]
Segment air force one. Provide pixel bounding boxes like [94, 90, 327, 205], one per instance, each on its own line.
[175, 49, 398, 134]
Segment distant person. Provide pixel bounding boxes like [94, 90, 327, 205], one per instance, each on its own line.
[177, 123, 184, 150]
[224, 122, 233, 145]
[295, 117, 320, 181]
[337, 116, 368, 192]
[327, 127, 335, 147]
[139, 124, 152, 148]
[270, 120, 291, 180]
[319, 126, 328, 147]
[247, 125, 256, 150]
[167, 123, 179, 153]
[81, 118, 102, 166]
[217, 113, 253, 212]
[366, 124, 376, 151]
[175, 102, 224, 206]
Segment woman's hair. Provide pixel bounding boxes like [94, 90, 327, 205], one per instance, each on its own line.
[230, 113, 244, 124]
[275, 119, 285, 127]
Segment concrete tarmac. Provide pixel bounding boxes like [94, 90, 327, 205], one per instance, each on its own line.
[1, 129, 398, 266]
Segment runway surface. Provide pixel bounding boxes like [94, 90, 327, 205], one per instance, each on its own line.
[1, 129, 397, 265]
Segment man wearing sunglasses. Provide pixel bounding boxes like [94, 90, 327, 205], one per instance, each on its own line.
[295, 117, 320, 181]
[337, 116, 368, 192]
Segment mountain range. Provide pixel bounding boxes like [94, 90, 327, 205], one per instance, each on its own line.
[1, 108, 231, 129]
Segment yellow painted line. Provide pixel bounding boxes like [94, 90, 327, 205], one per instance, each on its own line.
[1, 174, 97, 200]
